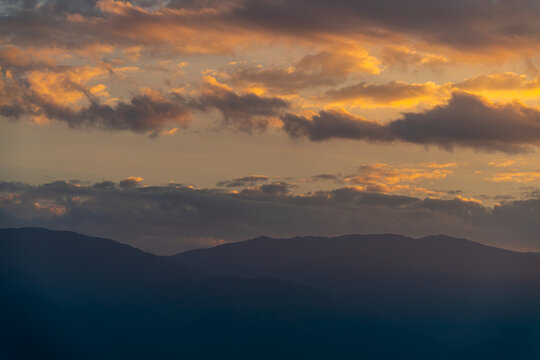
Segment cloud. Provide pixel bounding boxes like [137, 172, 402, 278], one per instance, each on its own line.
[281, 92, 540, 153]
[310, 174, 340, 182]
[388, 92, 540, 153]
[7, 90, 192, 137]
[0, 104, 25, 118]
[0, 65, 191, 135]
[3, 66, 540, 152]
[240, 181, 291, 196]
[222, 0, 540, 56]
[521, 186, 540, 199]
[193, 77, 290, 132]
[380, 46, 449, 71]
[307, 162, 459, 198]
[0, 45, 61, 72]
[488, 159, 516, 168]
[340, 162, 456, 195]
[455, 73, 540, 101]
[3, 0, 540, 63]
[315, 72, 540, 108]
[1, 179, 539, 254]
[0, 71, 288, 135]
[456, 73, 540, 92]
[281, 108, 391, 142]
[0, 0, 250, 56]
[1, 65, 110, 109]
[119, 176, 144, 188]
[321, 80, 442, 107]
[229, 46, 381, 92]
[217, 175, 269, 187]
[488, 172, 540, 183]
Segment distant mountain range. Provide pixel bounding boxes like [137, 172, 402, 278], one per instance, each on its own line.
[174, 233, 540, 314]
[2, 228, 540, 359]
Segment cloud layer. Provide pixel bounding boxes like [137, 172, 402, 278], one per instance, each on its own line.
[2, 1, 540, 152]
[1, 179, 538, 254]
[4, 0, 540, 56]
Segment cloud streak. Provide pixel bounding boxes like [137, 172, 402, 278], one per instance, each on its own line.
[281, 92, 540, 153]
[217, 175, 269, 187]
[228, 46, 381, 92]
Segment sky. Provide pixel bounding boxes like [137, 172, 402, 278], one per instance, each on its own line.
[1, 0, 540, 254]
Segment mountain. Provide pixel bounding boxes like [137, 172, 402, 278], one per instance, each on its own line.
[2, 228, 540, 359]
[0, 228, 331, 360]
[173, 234, 540, 315]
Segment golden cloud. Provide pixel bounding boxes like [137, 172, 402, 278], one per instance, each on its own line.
[489, 172, 540, 183]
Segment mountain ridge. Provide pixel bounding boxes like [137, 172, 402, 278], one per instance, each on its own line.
[2, 227, 540, 359]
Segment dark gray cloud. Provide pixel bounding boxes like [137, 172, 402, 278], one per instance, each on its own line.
[217, 175, 269, 187]
[282, 92, 540, 153]
[520, 186, 540, 200]
[221, 0, 540, 51]
[194, 84, 289, 132]
[389, 92, 540, 153]
[68, 95, 191, 136]
[281, 109, 390, 142]
[310, 174, 340, 182]
[0, 104, 25, 118]
[1, 179, 539, 254]
[2, 0, 540, 56]
[0, 75, 288, 135]
[240, 181, 290, 196]
[4, 90, 192, 137]
[0, 0, 100, 16]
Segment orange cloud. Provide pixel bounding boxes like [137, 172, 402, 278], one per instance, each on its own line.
[488, 159, 516, 168]
[5, 0, 540, 66]
[339, 162, 457, 197]
[454, 195, 483, 204]
[456, 73, 540, 101]
[344, 163, 454, 185]
[228, 45, 381, 94]
[317, 73, 540, 110]
[27, 66, 109, 106]
[120, 176, 144, 188]
[321, 80, 447, 108]
[298, 44, 381, 77]
[33, 201, 67, 216]
[163, 127, 178, 135]
[380, 45, 450, 71]
[423, 162, 458, 169]
[488, 172, 540, 183]
[0, 46, 60, 68]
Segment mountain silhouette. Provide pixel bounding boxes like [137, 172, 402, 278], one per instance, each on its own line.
[2, 228, 540, 360]
[173, 234, 540, 314]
